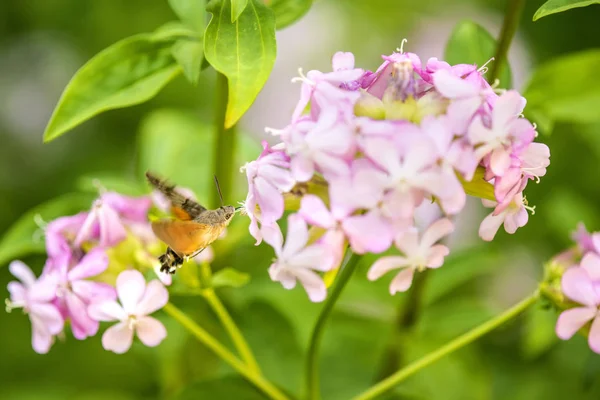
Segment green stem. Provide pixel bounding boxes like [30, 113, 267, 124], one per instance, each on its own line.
[489, 0, 526, 84]
[203, 288, 262, 374]
[374, 270, 430, 380]
[213, 72, 237, 207]
[305, 252, 362, 400]
[352, 291, 540, 400]
[163, 303, 289, 400]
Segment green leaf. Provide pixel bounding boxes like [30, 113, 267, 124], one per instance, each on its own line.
[0, 193, 95, 266]
[168, 0, 207, 32]
[231, 0, 249, 22]
[444, 20, 512, 88]
[524, 49, 600, 126]
[43, 33, 183, 142]
[172, 40, 205, 85]
[533, 0, 600, 21]
[204, 0, 277, 128]
[210, 267, 250, 288]
[269, 0, 312, 29]
[176, 376, 265, 400]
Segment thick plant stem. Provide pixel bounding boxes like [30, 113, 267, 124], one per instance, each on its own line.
[305, 252, 362, 400]
[489, 0, 526, 84]
[163, 303, 289, 400]
[374, 270, 430, 380]
[351, 291, 540, 400]
[213, 72, 237, 207]
[203, 288, 262, 374]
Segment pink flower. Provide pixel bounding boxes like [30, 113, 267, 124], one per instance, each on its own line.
[555, 267, 600, 353]
[6, 261, 63, 353]
[573, 223, 600, 255]
[53, 249, 116, 340]
[88, 270, 168, 354]
[367, 218, 454, 293]
[244, 142, 295, 225]
[468, 90, 536, 177]
[268, 214, 333, 302]
[45, 212, 88, 263]
[75, 199, 127, 248]
[100, 192, 152, 224]
[479, 192, 531, 241]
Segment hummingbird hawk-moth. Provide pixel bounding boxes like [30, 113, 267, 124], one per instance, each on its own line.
[145, 171, 235, 274]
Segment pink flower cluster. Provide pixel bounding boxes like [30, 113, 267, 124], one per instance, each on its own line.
[555, 224, 600, 353]
[6, 192, 169, 354]
[242, 49, 550, 301]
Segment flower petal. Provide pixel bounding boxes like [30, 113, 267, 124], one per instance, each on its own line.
[30, 303, 64, 335]
[282, 214, 309, 258]
[30, 319, 54, 354]
[65, 291, 98, 338]
[390, 268, 415, 294]
[555, 307, 596, 340]
[367, 256, 409, 281]
[136, 316, 167, 347]
[9, 261, 36, 287]
[580, 253, 600, 282]
[343, 211, 393, 254]
[102, 321, 134, 354]
[588, 316, 600, 354]
[300, 195, 335, 229]
[293, 268, 327, 302]
[71, 280, 117, 303]
[562, 267, 600, 307]
[420, 218, 454, 249]
[67, 248, 109, 281]
[136, 280, 169, 316]
[478, 212, 505, 242]
[116, 270, 146, 314]
[254, 177, 284, 223]
[88, 300, 127, 322]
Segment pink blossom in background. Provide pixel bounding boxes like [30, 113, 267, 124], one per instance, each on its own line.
[241, 47, 550, 300]
[6, 261, 63, 354]
[88, 270, 168, 354]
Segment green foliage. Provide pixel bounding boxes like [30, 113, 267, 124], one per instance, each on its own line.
[524, 49, 600, 132]
[230, 0, 249, 22]
[211, 267, 251, 288]
[269, 0, 313, 29]
[204, 0, 277, 128]
[175, 376, 265, 399]
[533, 0, 600, 21]
[444, 20, 512, 88]
[0, 193, 94, 266]
[43, 32, 188, 142]
[168, 0, 207, 32]
[522, 305, 558, 359]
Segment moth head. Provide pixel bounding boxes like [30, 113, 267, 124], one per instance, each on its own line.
[219, 205, 236, 221]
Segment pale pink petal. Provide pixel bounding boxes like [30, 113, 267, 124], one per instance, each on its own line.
[268, 263, 297, 289]
[290, 154, 315, 182]
[313, 152, 351, 178]
[479, 212, 505, 241]
[261, 221, 284, 251]
[292, 82, 313, 122]
[135, 280, 168, 316]
[390, 268, 415, 294]
[420, 218, 454, 249]
[254, 177, 284, 222]
[300, 195, 336, 229]
[67, 249, 109, 281]
[556, 307, 596, 340]
[282, 214, 309, 258]
[97, 204, 128, 247]
[580, 253, 600, 281]
[101, 192, 152, 223]
[7, 282, 26, 304]
[88, 300, 127, 322]
[492, 90, 524, 129]
[426, 244, 450, 268]
[102, 321, 134, 354]
[290, 244, 332, 272]
[490, 147, 512, 177]
[394, 229, 420, 257]
[332, 51, 355, 70]
[504, 207, 528, 234]
[367, 256, 410, 281]
[432, 69, 478, 98]
[467, 116, 491, 146]
[446, 97, 482, 134]
[29, 274, 59, 303]
[116, 270, 146, 315]
[135, 316, 167, 347]
[30, 303, 63, 335]
[30, 320, 53, 354]
[9, 261, 36, 287]
[260, 164, 295, 192]
[65, 291, 98, 337]
[588, 316, 600, 354]
[562, 267, 600, 307]
[71, 281, 117, 303]
[343, 211, 393, 254]
[293, 268, 327, 302]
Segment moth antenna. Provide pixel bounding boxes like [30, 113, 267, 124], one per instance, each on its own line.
[214, 175, 224, 206]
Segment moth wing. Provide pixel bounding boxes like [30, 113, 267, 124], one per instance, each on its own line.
[146, 171, 207, 219]
[151, 220, 213, 256]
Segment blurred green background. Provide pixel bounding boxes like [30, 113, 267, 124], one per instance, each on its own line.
[1, 0, 600, 399]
